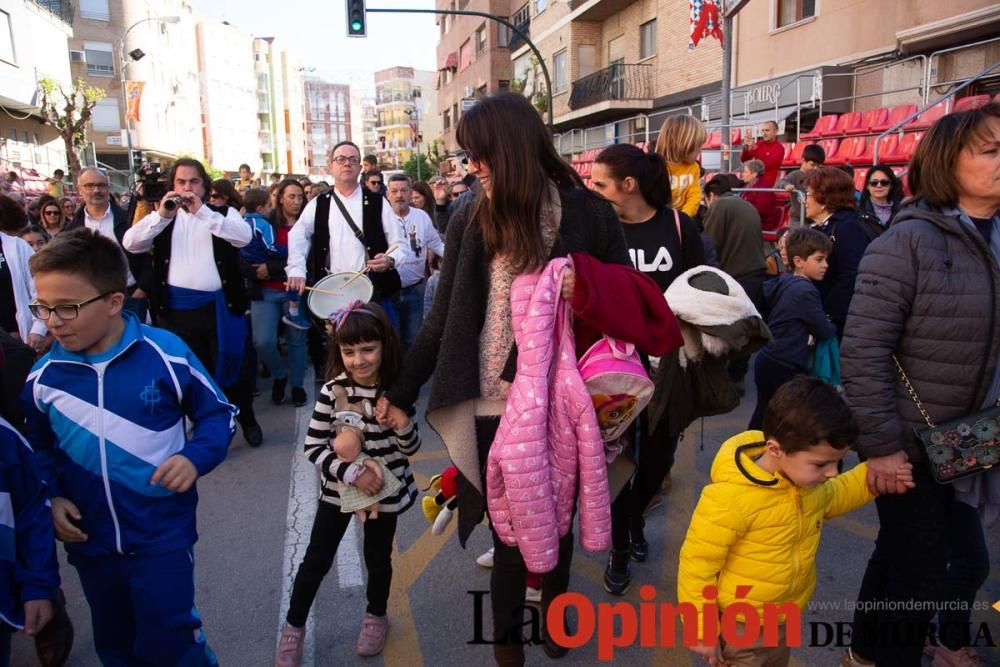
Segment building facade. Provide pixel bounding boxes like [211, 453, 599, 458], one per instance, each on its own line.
[0, 0, 74, 179]
[303, 76, 351, 179]
[436, 0, 515, 152]
[253, 37, 308, 178]
[373, 66, 440, 170]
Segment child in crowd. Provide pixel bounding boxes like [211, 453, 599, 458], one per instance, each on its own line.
[765, 227, 791, 276]
[0, 416, 58, 667]
[17, 225, 49, 253]
[277, 300, 419, 666]
[46, 170, 64, 199]
[679, 377, 913, 666]
[21, 229, 236, 665]
[749, 228, 837, 429]
[654, 115, 708, 219]
[776, 143, 826, 225]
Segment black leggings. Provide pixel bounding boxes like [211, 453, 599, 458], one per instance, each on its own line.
[286, 502, 398, 627]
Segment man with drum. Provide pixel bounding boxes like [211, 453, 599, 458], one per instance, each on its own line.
[285, 141, 407, 325]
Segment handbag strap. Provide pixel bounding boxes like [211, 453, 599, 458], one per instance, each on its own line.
[893, 354, 1000, 429]
[330, 190, 368, 257]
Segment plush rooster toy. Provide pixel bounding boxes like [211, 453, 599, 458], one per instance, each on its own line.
[421, 466, 459, 535]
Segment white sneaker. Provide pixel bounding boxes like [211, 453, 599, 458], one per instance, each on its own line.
[475, 547, 494, 568]
[525, 586, 542, 604]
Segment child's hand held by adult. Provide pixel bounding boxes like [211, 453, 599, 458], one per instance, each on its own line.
[51, 497, 88, 543]
[22, 599, 54, 636]
[150, 455, 199, 493]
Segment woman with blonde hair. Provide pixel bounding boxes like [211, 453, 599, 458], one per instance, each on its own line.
[654, 114, 707, 218]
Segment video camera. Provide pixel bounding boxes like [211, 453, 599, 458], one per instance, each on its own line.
[136, 162, 169, 202]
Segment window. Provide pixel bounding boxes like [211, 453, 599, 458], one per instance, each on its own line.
[84, 42, 114, 77]
[577, 44, 596, 79]
[91, 98, 121, 131]
[552, 50, 568, 94]
[453, 102, 459, 123]
[0, 11, 13, 65]
[640, 19, 657, 59]
[476, 25, 487, 54]
[776, 0, 816, 27]
[498, 80, 511, 92]
[443, 109, 450, 131]
[535, 0, 547, 14]
[498, 21, 511, 48]
[459, 39, 473, 71]
[79, 0, 111, 21]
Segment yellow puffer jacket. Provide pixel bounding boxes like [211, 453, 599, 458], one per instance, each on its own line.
[677, 430, 873, 639]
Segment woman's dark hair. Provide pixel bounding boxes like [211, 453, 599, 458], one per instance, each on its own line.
[411, 180, 435, 217]
[909, 102, 1000, 209]
[0, 194, 28, 233]
[326, 302, 402, 387]
[210, 179, 243, 209]
[594, 143, 671, 210]
[859, 165, 903, 208]
[763, 376, 859, 453]
[19, 224, 51, 243]
[273, 179, 305, 228]
[456, 92, 583, 274]
[242, 188, 269, 213]
[804, 166, 857, 211]
[167, 158, 212, 202]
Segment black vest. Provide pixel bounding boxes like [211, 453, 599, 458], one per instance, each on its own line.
[309, 190, 401, 298]
[149, 204, 248, 319]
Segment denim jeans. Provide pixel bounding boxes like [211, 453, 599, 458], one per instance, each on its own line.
[398, 282, 425, 348]
[251, 288, 306, 388]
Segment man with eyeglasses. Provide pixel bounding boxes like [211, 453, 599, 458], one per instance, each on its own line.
[286, 141, 406, 319]
[64, 167, 151, 321]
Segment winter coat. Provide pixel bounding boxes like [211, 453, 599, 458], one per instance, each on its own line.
[740, 140, 785, 187]
[760, 273, 836, 372]
[813, 207, 872, 337]
[486, 258, 611, 573]
[842, 199, 1000, 464]
[678, 430, 872, 639]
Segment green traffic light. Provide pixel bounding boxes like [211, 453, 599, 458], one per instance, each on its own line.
[351, 20, 363, 31]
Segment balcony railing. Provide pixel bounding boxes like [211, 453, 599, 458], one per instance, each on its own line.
[30, 0, 74, 24]
[568, 63, 653, 111]
[509, 3, 530, 50]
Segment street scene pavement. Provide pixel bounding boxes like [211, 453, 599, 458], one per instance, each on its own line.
[11, 369, 1000, 666]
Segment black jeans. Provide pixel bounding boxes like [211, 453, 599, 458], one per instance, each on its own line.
[611, 412, 678, 552]
[748, 353, 799, 430]
[286, 502, 398, 627]
[851, 466, 989, 664]
[158, 304, 256, 425]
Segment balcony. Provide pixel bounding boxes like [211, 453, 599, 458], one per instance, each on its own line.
[30, 0, 74, 24]
[568, 63, 653, 111]
[509, 3, 530, 51]
[567, 0, 639, 22]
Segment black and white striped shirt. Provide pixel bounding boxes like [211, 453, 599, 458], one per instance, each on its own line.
[305, 374, 419, 514]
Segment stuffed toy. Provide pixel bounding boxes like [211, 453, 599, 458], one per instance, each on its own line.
[421, 466, 458, 535]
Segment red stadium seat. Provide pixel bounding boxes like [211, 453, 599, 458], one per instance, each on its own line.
[881, 131, 924, 163]
[823, 111, 864, 136]
[853, 170, 867, 192]
[846, 107, 889, 135]
[703, 130, 722, 149]
[729, 128, 742, 145]
[826, 136, 867, 165]
[904, 99, 949, 130]
[782, 142, 807, 166]
[953, 95, 991, 112]
[800, 115, 839, 139]
[872, 104, 918, 132]
[816, 138, 840, 162]
[858, 134, 899, 164]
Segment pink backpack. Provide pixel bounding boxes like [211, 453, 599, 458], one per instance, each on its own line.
[578, 337, 654, 442]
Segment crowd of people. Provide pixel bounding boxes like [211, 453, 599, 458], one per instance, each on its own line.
[0, 94, 995, 667]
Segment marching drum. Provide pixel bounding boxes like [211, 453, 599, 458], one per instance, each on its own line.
[306, 272, 374, 320]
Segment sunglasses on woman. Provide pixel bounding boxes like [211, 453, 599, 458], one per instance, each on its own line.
[868, 179, 891, 187]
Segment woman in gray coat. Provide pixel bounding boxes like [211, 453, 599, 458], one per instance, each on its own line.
[841, 103, 1000, 667]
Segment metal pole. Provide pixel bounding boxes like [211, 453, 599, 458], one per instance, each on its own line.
[720, 10, 733, 172]
[367, 7, 554, 129]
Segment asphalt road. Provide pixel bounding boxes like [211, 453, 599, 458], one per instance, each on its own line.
[10, 369, 1000, 666]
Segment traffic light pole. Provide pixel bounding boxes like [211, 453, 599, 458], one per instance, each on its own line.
[365, 7, 554, 129]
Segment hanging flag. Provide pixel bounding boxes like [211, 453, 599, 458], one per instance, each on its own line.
[124, 81, 145, 122]
[690, 0, 724, 49]
[409, 120, 419, 143]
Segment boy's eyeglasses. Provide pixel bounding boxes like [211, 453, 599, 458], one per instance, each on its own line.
[868, 179, 891, 187]
[29, 292, 111, 320]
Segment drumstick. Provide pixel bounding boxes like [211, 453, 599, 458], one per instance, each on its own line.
[342, 244, 402, 290]
[303, 285, 343, 297]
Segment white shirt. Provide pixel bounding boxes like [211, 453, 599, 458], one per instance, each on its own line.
[85, 205, 135, 288]
[122, 204, 251, 292]
[394, 207, 445, 288]
[285, 185, 407, 280]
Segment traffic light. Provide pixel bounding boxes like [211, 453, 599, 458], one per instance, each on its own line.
[346, 0, 366, 37]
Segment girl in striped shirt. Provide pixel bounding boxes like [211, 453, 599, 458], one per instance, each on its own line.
[277, 301, 419, 666]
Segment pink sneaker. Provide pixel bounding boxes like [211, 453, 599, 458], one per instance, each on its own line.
[356, 613, 389, 657]
[275, 624, 305, 667]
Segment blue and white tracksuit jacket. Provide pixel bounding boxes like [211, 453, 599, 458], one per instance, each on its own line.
[21, 312, 236, 558]
[0, 417, 58, 629]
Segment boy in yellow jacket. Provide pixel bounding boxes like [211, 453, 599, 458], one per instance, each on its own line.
[678, 376, 913, 666]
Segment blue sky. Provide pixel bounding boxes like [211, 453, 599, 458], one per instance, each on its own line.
[190, 0, 439, 92]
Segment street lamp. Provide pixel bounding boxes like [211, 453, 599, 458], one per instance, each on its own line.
[118, 15, 180, 181]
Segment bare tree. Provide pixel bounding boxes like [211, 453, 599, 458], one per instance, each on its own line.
[37, 77, 106, 182]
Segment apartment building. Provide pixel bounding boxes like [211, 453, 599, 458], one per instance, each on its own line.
[196, 17, 258, 173]
[373, 66, 441, 169]
[436, 0, 516, 152]
[303, 77, 351, 179]
[253, 37, 308, 178]
[350, 90, 379, 159]
[69, 0, 202, 174]
[0, 0, 73, 177]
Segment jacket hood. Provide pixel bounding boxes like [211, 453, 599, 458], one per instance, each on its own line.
[711, 430, 791, 490]
[891, 198, 969, 237]
[763, 272, 797, 312]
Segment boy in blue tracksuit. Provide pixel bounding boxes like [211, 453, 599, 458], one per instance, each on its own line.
[748, 227, 838, 430]
[0, 416, 59, 666]
[21, 228, 236, 666]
